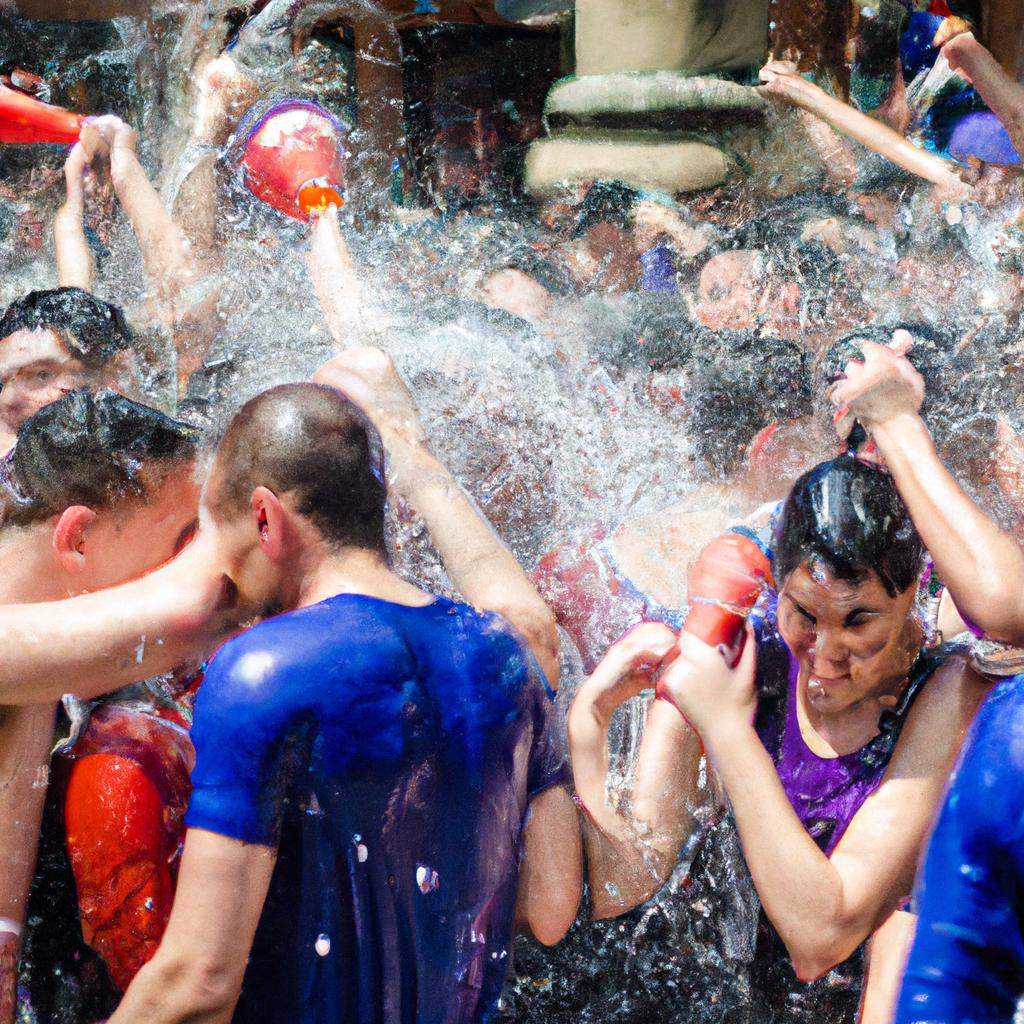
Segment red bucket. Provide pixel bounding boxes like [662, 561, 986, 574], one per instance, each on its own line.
[240, 99, 347, 221]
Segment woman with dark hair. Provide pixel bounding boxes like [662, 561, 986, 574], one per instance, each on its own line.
[570, 454, 989, 1023]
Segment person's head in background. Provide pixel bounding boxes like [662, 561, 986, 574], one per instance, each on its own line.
[0, 289, 139, 454]
[684, 333, 818, 490]
[0, 389, 200, 601]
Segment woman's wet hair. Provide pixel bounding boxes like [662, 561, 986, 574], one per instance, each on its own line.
[0, 288, 134, 370]
[774, 455, 924, 597]
[213, 383, 387, 554]
[1, 389, 199, 529]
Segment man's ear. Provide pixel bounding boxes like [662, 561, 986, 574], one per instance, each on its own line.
[52, 506, 97, 575]
[250, 486, 287, 561]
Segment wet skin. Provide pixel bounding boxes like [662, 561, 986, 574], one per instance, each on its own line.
[776, 562, 922, 755]
[0, 328, 88, 449]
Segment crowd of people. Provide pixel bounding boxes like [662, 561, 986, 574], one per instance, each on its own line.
[3, 1, 1024, 1023]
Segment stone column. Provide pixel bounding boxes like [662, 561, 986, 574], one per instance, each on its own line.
[525, 0, 771, 195]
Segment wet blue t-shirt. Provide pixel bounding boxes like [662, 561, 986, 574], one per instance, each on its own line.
[895, 673, 1024, 1023]
[185, 593, 568, 1024]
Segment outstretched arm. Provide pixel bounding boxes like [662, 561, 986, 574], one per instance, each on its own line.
[108, 828, 276, 1024]
[569, 623, 704, 919]
[0, 532, 236, 705]
[312, 348, 560, 685]
[759, 61, 969, 195]
[53, 142, 95, 290]
[830, 335, 1024, 644]
[86, 116, 215, 389]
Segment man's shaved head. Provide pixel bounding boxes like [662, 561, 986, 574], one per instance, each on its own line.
[212, 383, 387, 553]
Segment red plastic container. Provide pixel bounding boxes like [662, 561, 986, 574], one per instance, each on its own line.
[0, 82, 83, 144]
[682, 531, 773, 656]
[240, 99, 347, 221]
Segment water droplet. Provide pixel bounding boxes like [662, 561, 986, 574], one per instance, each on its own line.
[144, 897, 154, 912]
[315, 933, 331, 957]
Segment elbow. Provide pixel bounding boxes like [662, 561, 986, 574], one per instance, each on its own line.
[786, 929, 859, 983]
[137, 953, 241, 1018]
[530, 901, 576, 947]
[790, 953, 837, 984]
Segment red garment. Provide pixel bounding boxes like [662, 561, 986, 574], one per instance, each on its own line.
[63, 690, 198, 991]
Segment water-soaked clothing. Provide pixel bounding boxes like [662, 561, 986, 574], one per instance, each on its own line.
[532, 526, 684, 673]
[895, 674, 1024, 1023]
[55, 667, 201, 990]
[185, 593, 568, 1024]
[750, 642, 944, 1022]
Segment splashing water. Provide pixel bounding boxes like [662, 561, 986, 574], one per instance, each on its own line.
[4, 2, 1024, 1023]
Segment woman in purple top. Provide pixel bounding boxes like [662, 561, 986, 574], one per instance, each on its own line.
[571, 454, 990, 1023]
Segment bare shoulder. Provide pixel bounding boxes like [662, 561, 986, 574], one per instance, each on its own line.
[895, 652, 993, 764]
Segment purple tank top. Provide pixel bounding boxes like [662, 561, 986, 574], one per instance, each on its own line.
[759, 650, 937, 856]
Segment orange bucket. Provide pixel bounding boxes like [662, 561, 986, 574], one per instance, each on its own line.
[240, 99, 347, 221]
[0, 81, 83, 144]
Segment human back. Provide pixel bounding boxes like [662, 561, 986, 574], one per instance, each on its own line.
[188, 589, 561, 1024]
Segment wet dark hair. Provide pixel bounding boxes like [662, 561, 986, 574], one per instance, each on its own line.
[686, 333, 812, 477]
[815, 322, 959, 444]
[0, 288, 134, 370]
[774, 455, 924, 597]
[213, 383, 387, 553]
[572, 181, 639, 236]
[1, 389, 199, 529]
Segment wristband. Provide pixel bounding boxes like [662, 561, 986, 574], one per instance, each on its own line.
[0, 917, 22, 937]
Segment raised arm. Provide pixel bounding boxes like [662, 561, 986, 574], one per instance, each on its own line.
[759, 61, 969, 195]
[53, 142, 95, 290]
[312, 347, 560, 685]
[85, 115, 215, 388]
[940, 28, 1024, 159]
[830, 335, 1024, 644]
[568, 623, 704, 919]
[658, 635, 988, 981]
[108, 829, 276, 1024]
[307, 205, 391, 349]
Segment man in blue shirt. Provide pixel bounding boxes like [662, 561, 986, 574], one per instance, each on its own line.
[108, 348, 581, 1024]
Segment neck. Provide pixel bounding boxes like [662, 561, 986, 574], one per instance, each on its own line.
[0, 528, 65, 603]
[294, 546, 431, 610]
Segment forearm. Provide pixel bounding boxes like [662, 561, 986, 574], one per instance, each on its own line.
[570, 688, 701, 918]
[398, 447, 559, 683]
[110, 151, 201, 311]
[706, 722, 863, 977]
[108, 956, 234, 1024]
[0, 705, 54, 922]
[950, 36, 1024, 155]
[783, 81, 965, 189]
[308, 209, 389, 348]
[872, 412, 1024, 643]
[53, 203, 94, 290]
[0, 556, 227, 704]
